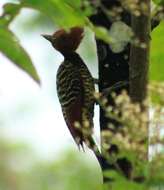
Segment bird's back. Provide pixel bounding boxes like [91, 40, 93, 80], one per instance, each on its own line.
[56, 52, 95, 147]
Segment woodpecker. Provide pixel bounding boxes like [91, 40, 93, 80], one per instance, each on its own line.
[42, 27, 96, 150]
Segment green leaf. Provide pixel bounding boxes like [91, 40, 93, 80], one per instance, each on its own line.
[0, 3, 21, 27]
[62, 0, 81, 9]
[62, 0, 94, 16]
[21, 0, 86, 28]
[152, 0, 164, 5]
[0, 28, 40, 83]
[88, 24, 113, 43]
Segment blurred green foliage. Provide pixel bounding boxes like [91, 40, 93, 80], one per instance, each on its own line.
[152, 0, 164, 5]
[150, 21, 164, 81]
[149, 21, 164, 103]
[0, 135, 164, 190]
[0, 137, 102, 190]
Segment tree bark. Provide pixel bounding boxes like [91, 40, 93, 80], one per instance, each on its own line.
[129, 0, 151, 164]
[129, 0, 151, 103]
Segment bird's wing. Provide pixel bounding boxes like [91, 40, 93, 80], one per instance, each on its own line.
[63, 93, 84, 148]
[56, 61, 84, 148]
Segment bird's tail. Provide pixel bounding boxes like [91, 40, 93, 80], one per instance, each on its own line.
[85, 135, 101, 156]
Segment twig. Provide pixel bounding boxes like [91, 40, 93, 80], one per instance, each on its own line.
[102, 81, 129, 97]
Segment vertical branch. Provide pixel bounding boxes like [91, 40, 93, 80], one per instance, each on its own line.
[129, 0, 151, 163]
[129, 1, 151, 103]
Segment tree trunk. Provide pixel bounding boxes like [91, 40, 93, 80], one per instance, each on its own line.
[90, 0, 132, 180]
[129, 0, 151, 103]
[129, 0, 151, 162]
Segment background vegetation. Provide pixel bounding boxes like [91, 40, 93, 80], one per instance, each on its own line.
[0, 0, 164, 189]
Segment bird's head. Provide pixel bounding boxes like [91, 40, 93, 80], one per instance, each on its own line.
[42, 27, 84, 55]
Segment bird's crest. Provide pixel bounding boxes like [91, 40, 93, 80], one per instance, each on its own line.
[51, 27, 84, 54]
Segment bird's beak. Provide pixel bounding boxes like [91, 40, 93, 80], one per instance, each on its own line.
[41, 34, 53, 42]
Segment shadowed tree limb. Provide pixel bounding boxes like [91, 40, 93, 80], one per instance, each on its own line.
[129, 1, 151, 104]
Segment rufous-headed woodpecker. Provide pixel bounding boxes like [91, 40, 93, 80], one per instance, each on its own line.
[42, 27, 96, 150]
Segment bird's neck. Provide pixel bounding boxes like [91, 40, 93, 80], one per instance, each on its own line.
[63, 52, 82, 63]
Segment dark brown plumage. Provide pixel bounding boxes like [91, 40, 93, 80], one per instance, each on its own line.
[42, 27, 96, 150]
